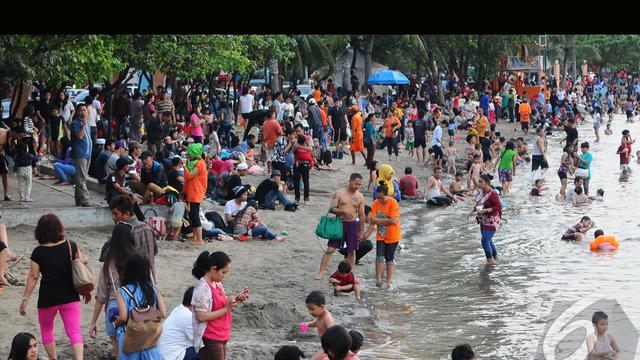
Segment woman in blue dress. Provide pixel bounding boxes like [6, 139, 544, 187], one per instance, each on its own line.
[114, 253, 167, 360]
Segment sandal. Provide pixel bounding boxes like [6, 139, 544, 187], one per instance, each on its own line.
[4, 272, 24, 286]
[3, 196, 11, 201]
[8, 255, 23, 269]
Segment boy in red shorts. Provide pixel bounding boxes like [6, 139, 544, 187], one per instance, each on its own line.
[329, 260, 361, 300]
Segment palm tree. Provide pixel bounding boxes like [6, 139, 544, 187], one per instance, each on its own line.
[548, 35, 600, 82]
[288, 35, 335, 83]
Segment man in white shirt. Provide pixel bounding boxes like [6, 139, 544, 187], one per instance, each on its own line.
[431, 113, 446, 167]
[158, 287, 197, 360]
[239, 88, 255, 120]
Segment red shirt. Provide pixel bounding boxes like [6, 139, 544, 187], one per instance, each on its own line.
[203, 282, 231, 342]
[262, 119, 283, 150]
[330, 271, 358, 287]
[618, 143, 630, 165]
[399, 174, 418, 197]
[294, 147, 314, 168]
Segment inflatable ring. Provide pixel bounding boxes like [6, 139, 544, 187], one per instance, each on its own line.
[590, 235, 619, 251]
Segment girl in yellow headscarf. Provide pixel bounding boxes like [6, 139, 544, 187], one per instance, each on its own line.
[373, 164, 401, 202]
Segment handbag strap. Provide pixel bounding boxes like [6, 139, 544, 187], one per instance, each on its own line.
[120, 285, 142, 309]
[67, 240, 76, 261]
[108, 266, 118, 296]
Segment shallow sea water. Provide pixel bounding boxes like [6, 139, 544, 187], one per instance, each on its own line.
[345, 113, 640, 359]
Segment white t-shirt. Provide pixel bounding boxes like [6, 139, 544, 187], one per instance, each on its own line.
[239, 94, 254, 114]
[60, 101, 75, 123]
[224, 200, 247, 225]
[282, 103, 294, 119]
[158, 304, 193, 360]
[87, 105, 97, 127]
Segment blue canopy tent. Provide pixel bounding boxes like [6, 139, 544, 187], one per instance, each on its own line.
[367, 70, 410, 85]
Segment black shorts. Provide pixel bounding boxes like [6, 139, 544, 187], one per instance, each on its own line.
[432, 145, 444, 160]
[626, 110, 634, 118]
[414, 137, 427, 148]
[0, 154, 7, 175]
[521, 122, 529, 130]
[189, 202, 202, 228]
[531, 155, 549, 171]
[557, 170, 567, 180]
[482, 153, 492, 162]
[333, 127, 347, 142]
[376, 241, 398, 263]
[427, 196, 452, 207]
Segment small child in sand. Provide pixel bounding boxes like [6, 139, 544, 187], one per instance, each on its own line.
[367, 160, 378, 192]
[405, 121, 415, 157]
[561, 216, 593, 241]
[303, 291, 335, 339]
[329, 260, 361, 300]
[169, 193, 188, 242]
[604, 123, 613, 136]
[586, 311, 619, 360]
[446, 141, 457, 174]
[530, 179, 547, 196]
[450, 172, 468, 197]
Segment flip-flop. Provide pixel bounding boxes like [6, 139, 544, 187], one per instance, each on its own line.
[237, 235, 251, 242]
[8, 255, 23, 269]
[4, 272, 24, 286]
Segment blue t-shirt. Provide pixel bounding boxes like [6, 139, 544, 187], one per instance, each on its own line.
[70, 118, 92, 159]
[578, 152, 593, 178]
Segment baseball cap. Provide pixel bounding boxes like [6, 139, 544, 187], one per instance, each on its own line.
[115, 140, 127, 150]
[308, 98, 316, 105]
[237, 163, 248, 171]
[128, 141, 141, 151]
[233, 185, 248, 198]
[96, 138, 106, 145]
[270, 169, 282, 178]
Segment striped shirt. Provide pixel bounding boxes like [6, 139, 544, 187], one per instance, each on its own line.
[128, 217, 159, 279]
[155, 99, 175, 115]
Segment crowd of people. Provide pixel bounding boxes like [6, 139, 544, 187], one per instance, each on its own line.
[1, 67, 634, 359]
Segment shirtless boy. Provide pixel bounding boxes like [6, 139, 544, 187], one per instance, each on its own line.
[303, 290, 335, 339]
[315, 173, 366, 279]
[450, 172, 468, 196]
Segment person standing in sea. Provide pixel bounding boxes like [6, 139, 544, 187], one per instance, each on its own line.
[315, 173, 366, 279]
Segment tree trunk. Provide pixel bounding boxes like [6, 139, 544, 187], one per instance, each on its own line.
[570, 36, 577, 81]
[364, 35, 375, 92]
[349, 47, 357, 91]
[269, 58, 280, 92]
[10, 80, 23, 119]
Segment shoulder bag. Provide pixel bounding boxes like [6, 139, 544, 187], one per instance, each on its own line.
[315, 207, 343, 241]
[67, 241, 95, 300]
[120, 285, 163, 354]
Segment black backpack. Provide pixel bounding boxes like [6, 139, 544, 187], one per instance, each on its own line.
[205, 211, 227, 232]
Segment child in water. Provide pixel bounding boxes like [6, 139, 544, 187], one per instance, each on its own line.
[586, 311, 619, 360]
[348, 330, 364, 356]
[573, 186, 590, 206]
[468, 154, 484, 191]
[561, 216, 593, 241]
[303, 291, 335, 340]
[329, 260, 361, 300]
[530, 179, 547, 196]
[450, 172, 468, 197]
[446, 141, 458, 174]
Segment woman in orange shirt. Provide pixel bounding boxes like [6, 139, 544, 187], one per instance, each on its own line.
[349, 106, 366, 165]
[382, 112, 401, 161]
[370, 181, 401, 288]
[184, 143, 208, 245]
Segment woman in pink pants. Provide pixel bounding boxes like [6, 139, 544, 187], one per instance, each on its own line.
[20, 214, 88, 360]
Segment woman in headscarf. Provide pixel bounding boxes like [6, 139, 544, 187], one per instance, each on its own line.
[184, 143, 208, 245]
[372, 164, 401, 202]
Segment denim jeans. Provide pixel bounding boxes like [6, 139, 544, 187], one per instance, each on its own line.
[480, 229, 497, 259]
[203, 228, 231, 238]
[219, 122, 233, 147]
[53, 162, 76, 183]
[312, 125, 327, 151]
[250, 225, 276, 240]
[264, 189, 292, 207]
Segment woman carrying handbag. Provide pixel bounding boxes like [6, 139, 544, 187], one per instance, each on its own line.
[19, 214, 87, 360]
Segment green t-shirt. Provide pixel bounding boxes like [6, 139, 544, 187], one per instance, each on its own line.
[498, 149, 517, 170]
[508, 94, 515, 108]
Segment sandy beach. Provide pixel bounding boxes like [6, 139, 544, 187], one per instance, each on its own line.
[0, 117, 546, 359]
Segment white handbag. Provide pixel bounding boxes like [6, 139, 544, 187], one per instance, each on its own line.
[575, 168, 589, 178]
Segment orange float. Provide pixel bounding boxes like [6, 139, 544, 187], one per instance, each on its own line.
[589, 235, 619, 251]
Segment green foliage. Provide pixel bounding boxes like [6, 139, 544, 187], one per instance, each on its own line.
[577, 35, 640, 70]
